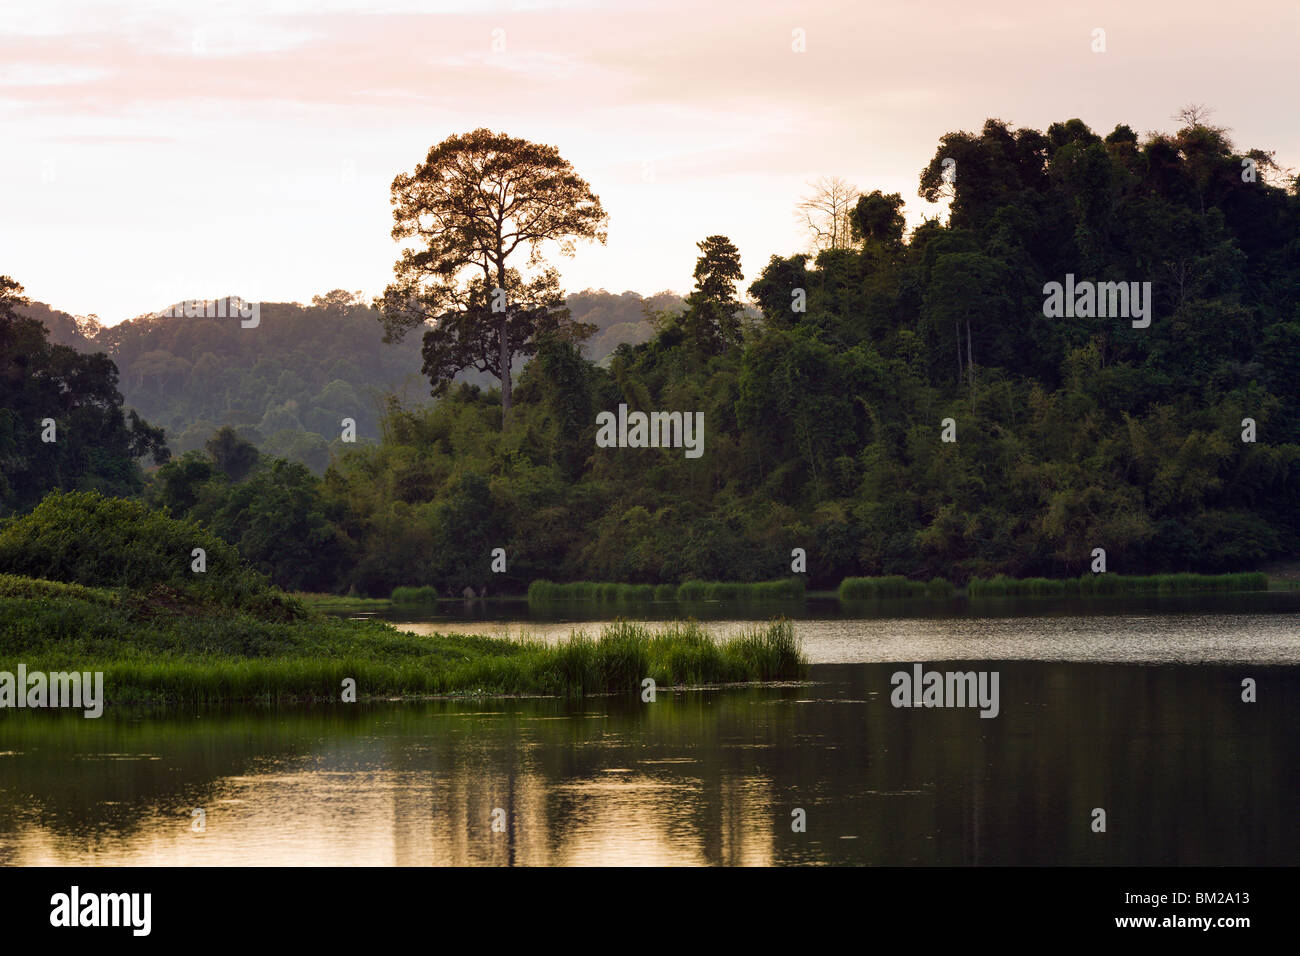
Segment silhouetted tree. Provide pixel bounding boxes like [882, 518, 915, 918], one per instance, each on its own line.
[376, 129, 608, 427]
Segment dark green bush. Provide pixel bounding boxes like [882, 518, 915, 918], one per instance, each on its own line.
[0, 491, 300, 620]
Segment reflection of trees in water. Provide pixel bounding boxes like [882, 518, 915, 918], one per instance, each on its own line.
[5, 663, 1300, 865]
[0, 706, 388, 846]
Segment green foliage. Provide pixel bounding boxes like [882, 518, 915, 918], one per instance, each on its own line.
[0, 578, 806, 702]
[391, 585, 439, 603]
[0, 572, 120, 606]
[528, 578, 805, 604]
[16, 113, 1300, 594]
[839, 576, 948, 599]
[677, 235, 745, 354]
[0, 491, 299, 620]
[290, 116, 1300, 591]
[537, 619, 805, 694]
[147, 443, 354, 594]
[0, 278, 168, 515]
[17, 290, 676, 477]
[206, 426, 260, 481]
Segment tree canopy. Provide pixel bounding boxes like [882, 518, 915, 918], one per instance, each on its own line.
[8, 113, 1299, 596]
[1, 278, 168, 516]
[376, 129, 609, 426]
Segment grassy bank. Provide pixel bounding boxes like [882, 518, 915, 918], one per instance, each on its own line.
[966, 572, 1268, 597]
[527, 578, 806, 604]
[0, 574, 805, 705]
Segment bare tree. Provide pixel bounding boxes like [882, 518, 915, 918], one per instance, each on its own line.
[1173, 103, 1217, 129]
[796, 175, 860, 253]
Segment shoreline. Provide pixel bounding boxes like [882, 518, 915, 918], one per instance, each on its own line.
[0, 574, 807, 706]
[301, 572, 1286, 609]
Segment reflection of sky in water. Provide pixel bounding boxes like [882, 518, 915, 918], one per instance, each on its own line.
[3, 607, 1300, 867]
[394, 609, 1300, 664]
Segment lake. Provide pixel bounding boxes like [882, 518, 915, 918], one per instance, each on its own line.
[3, 593, 1299, 865]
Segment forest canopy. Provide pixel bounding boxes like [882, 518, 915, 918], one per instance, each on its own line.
[5, 114, 1299, 595]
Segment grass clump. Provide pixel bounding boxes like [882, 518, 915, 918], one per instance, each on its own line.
[838, 576, 951, 599]
[528, 578, 805, 605]
[967, 571, 1268, 597]
[675, 579, 806, 602]
[539, 619, 806, 694]
[294, 592, 391, 609]
[391, 585, 439, 603]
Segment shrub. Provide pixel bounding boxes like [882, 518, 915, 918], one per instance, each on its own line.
[0, 491, 299, 620]
[391, 585, 439, 603]
[839, 576, 929, 599]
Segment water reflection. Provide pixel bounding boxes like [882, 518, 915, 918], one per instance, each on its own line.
[352, 590, 1300, 626]
[3, 658, 1298, 866]
[393, 605, 1300, 664]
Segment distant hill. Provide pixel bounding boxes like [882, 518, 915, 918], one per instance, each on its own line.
[18, 289, 691, 472]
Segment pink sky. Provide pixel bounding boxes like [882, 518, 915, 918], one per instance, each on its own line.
[2, 0, 1296, 325]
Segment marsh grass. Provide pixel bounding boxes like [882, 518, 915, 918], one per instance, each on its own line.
[535, 619, 805, 693]
[390, 585, 440, 603]
[967, 572, 1268, 597]
[839, 576, 954, 600]
[1, 574, 806, 704]
[295, 592, 392, 609]
[837, 572, 1265, 600]
[528, 578, 806, 604]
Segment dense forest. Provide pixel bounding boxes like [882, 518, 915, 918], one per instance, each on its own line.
[14, 288, 686, 472]
[4, 114, 1299, 595]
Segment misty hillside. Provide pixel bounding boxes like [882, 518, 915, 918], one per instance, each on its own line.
[19, 288, 689, 472]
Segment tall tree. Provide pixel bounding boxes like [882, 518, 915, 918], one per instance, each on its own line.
[0, 276, 169, 514]
[376, 129, 608, 426]
[205, 426, 260, 482]
[851, 190, 906, 246]
[681, 235, 744, 354]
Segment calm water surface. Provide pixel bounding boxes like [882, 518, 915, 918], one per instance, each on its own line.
[3, 594, 1299, 866]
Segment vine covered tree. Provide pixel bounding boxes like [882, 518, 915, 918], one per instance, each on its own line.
[376, 128, 609, 426]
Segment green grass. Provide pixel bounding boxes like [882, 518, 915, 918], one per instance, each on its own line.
[839, 576, 954, 599]
[528, 578, 806, 605]
[966, 572, 1269, 597]
[1, 574, 806, 704]
[0, 573, 121, 607]
[295, 592, 392, 609]
[390, 585, 440, 603]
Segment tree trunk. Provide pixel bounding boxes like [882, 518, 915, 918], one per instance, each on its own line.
[499, 310, 512, 427]
[496, 256, 512, 428]
[966, 318, 975, 395]
[956, 321, 963, 383]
